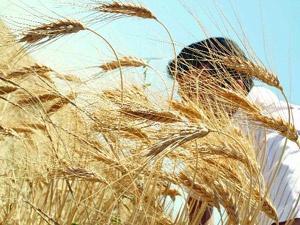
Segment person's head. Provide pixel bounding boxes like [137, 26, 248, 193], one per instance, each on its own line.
[168, 37, 254, 103]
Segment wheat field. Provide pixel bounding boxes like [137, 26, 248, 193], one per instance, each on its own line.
[0, 1, 299, 225]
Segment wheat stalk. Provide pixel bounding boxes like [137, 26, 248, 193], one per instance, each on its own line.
[52, 164, 109, 184]
[120, 107, 181, 123]
[92, 152, 129, 174]
[54, 74, 84, 84]
[93, 122, 150, 142]
[221, 56, 282, 90]
[202, 158, 245, 187]
[3, 2, 292, 224]
[214, 180, 240, 224]
[17, 93, 60, 105]
[218, 87, 259, 112]
[4, 64, 52, 79]
[94, 2, 157, 19]
[46, 96, 71, 114]
[253, 189, 278, 223]
[19, 19, 85, 45]
[146, 125, 210, 157]
[102, 86, 151, 106]
[170, 100, 205, 122]
[92, 2, 176, 102]
[2, 124, 45, 135]
[198, 144, 252, 171]
[0, 84, 18, 94]
[179, 172, 219, 209]
[24, 201, 60, 225]
[99, 56, 149, 71]
[0, 124, 19, 137]
[219, 88, 299, 144]
[251, 114, 299, 143]
[204, 156, 277, 223]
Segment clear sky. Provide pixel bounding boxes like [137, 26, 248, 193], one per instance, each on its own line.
[1, 0, 299, 105]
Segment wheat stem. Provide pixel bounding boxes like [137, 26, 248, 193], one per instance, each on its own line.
[154, 19, 177, 109]
[85, 27, 124, 102]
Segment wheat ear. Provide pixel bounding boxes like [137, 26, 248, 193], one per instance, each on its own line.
[46, 98, 68, 114]
[220, 88, 299, 144]
[99, 56, 149, 71]
[53, 163, 109, 184]
[146, 125, 210, 157]
[93, 122, 150, 142]
[202, 143, 250, 164]
[0, 84, 17, 94]
[120, 107, 181, 123]
[95, 2, 157, 19]
[17, 93, 60, 105]
[179, 172, 219, 209]
[6, 64, 52, 81]
[54, 74, 84, 84]
[85, 27, 124, 101]
[253, 189, 278, 223]
[252, 114, 299, 142]
[170, 100, 204, 122]
[213, 181, 240, 225]
[221, 56, 282, 90]
[94, 2, 176, 103]
[19, 20, 84, 44]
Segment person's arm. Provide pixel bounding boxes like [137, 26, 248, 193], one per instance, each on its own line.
[258, 130, 300, 225]
[286, 219, 300, 225]
[272, 219, 300, 225]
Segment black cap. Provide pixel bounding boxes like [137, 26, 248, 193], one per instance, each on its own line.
[168, 37, 253, 92]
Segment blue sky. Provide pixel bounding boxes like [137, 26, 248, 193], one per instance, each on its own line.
[1, 0, 299, 105]
[142, 0, 300, 105]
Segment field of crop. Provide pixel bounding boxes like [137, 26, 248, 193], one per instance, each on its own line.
[0, 1, 299, 224]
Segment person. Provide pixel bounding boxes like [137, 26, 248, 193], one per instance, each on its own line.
[167, 37, 300, 225]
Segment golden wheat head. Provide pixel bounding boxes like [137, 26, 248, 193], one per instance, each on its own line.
[95, 2, 157, 19]
[19, 20, 84, 45]
[100, 56, 149, 71]
[221, 56, 282, 90]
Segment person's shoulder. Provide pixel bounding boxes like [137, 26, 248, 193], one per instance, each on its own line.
[248, 86, 300, 131]
[247, 86, 280, 109]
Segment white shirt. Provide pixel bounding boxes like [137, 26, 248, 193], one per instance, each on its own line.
[247, 86, 300, 224]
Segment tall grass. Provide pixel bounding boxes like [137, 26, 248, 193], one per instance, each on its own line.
[0, 1, 298, 225]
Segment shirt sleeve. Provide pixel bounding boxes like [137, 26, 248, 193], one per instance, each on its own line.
[257, 130, 300, 223]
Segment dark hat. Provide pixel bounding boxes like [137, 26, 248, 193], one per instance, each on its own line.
[168, 37, 253, 92]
